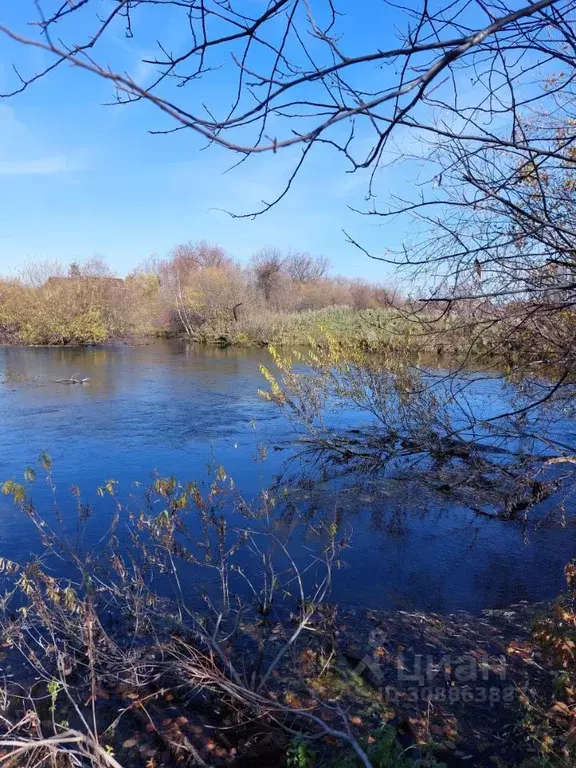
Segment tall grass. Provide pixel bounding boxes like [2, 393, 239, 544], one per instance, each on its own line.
[186, 306, 416, 350]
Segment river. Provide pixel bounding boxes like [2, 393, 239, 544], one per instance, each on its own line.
[0, 340, 574, 613]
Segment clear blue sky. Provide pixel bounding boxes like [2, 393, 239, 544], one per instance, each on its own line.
[0, 2, 435, 281]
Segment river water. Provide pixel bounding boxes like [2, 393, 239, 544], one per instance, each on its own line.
[0, 340, 574, 613]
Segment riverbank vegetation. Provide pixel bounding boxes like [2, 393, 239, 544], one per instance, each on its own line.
[2, 247, 572, 376]
[0, 247, 401, 348]
[0, 463, 573, 768]
[0, 463, 439, 768]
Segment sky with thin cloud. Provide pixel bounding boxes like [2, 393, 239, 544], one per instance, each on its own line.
[0, 2, 433, 282]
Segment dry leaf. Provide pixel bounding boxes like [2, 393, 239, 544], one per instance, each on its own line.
[350, 715, 363, 725]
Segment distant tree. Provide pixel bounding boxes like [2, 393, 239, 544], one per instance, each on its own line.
[170, 241, 232, 271]
[124, 270, 164, 336]
[19, 259, 64, 288]
[156, 242, 250, 333]
[0, 278, 28, 344]
[78, 256, 115, 279]
[250, 248, 286, 305]
[284, 252, 330, 284]
[190, 264, 252, 325]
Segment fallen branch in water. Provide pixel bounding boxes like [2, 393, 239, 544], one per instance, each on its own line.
[55, 373, 91, 384]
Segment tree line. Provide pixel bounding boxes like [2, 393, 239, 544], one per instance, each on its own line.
[0, 243, 399, 346]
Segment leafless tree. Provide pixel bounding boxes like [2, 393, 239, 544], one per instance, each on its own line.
[250, 247, 286, 304]
[19, 259, 65, 288]
[170, 240, 232, 270]
[3, 1, 574, 238]
[0, 1, 569, 193]
[3, 0, 576, 442]
[365, 99, 576, 431]
[284, 251, 330, 283]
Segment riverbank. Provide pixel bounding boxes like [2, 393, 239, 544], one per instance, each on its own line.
[0, 307, 416, 351]
[323, 601, 554, 766]
[0, 599, 565, 767]
[180, 306, 414, 350]
[0, 306, 540, 370]
[0, 465, 572, 767]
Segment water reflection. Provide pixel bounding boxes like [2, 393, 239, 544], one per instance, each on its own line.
[0, 340, 574, 613]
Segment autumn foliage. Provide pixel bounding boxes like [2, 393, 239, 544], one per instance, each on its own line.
[529, 559, 576, 762]
[0, 243, 398, 347]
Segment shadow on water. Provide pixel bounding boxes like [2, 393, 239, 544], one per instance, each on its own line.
[0, 340, 575, 613]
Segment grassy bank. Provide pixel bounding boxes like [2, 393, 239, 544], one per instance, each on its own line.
[183, 306, 414, 350]
[0, 302, 434, 355]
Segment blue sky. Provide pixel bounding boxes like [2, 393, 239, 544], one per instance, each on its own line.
[0, 1, 441, 281]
